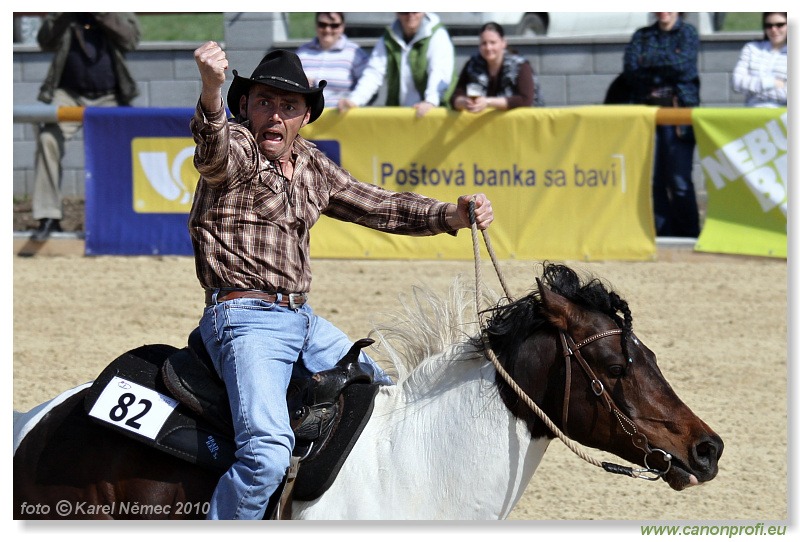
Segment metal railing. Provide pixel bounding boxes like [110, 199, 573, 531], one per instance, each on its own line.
[13, 105, 695, 125]
[14, 104, 86, 123]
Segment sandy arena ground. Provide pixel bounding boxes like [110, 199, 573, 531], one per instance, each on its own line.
[12, 250, 788, 522]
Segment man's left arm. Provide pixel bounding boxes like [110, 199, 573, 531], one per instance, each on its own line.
[668, 25, 700, 106]
[322, 161, 493, 234]
[671, 26, 699, 84]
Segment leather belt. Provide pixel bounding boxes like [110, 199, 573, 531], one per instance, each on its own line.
[68, 88, 115, 100]
[205, 289, 307, 309]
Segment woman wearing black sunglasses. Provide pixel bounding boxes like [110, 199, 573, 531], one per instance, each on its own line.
[296, 12, 369, 108]
[732, 12, 787, 107]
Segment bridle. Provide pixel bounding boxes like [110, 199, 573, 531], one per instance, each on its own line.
[559, 329, 672, 481]
[467, 200, 672, 481]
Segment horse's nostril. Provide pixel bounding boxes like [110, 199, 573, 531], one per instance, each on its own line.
[693, 435, 724, 467]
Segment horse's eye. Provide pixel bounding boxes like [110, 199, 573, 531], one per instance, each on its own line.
[608, 365, 625, 378]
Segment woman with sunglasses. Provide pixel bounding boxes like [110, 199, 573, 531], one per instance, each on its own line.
[732, 12, 787, 107]
[296, 12, 368, 108]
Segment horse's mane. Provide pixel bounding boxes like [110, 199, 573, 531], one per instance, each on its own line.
[368, 263, 633, 384]
[476, 262, 633, 361]
[369, 275, 495, 383]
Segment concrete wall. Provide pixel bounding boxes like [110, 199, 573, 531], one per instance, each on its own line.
[12, 12, 759, 200]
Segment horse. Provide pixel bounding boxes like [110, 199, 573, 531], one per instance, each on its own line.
[13, 263, 723, 520]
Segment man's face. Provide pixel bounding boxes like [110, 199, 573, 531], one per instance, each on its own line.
[240, 85, 310, 162]
[316, 12, 344, 50]
[654, 12, 679, 30]
[397, 12, 424, 38]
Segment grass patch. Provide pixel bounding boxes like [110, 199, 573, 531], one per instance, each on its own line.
[134, 12, 762, 42]
[138, 13, 224, 42]
[721, 13, 762, 32]
[287, 13, 316, 39]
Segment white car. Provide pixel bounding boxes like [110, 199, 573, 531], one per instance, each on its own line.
[343, 12, 722, 37]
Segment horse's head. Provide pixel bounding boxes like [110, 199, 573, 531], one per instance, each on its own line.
[483, 263, 723, 491]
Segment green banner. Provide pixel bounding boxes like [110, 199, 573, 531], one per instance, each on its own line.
[693, 108, 787, 258]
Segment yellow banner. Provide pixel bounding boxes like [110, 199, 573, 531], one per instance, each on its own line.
[301, 106, 657, 261]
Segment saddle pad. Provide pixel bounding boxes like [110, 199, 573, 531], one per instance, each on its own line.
[84, 344, 235, 472]
[84, 344, 380, 501]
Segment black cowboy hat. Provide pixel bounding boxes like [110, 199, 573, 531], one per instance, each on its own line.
[226, 49, 327, 123]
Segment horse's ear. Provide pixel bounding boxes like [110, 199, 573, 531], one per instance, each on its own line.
[536, 278, 576, 331]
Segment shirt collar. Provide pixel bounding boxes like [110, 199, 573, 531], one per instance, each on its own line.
[310, 35, 347, 52]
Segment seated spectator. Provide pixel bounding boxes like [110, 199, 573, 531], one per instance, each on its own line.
[732, 12, 787, 108]
[296, 12, 368, 108]
[338, 12, 455, 118]
[450, 22, 542, 112]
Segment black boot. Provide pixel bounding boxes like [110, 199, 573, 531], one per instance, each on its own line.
[31, 218, 62, 242]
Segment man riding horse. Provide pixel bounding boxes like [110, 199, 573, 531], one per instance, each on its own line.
[189, 41, 494, 519]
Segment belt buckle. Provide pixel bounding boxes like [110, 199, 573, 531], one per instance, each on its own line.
[288, 293, 304, 309]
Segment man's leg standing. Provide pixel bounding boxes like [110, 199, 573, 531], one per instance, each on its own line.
[667, 126, 700, 238]
[651, 125, 673, 237]
[32, 89, 118, 222]
[32, 99, 73, 221]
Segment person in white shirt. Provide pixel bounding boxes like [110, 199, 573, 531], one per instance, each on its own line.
[337, 12, 455, 117]
[732, 12, 787, 108]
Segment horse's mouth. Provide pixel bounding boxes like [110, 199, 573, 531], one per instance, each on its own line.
[663, 460, 703, 491]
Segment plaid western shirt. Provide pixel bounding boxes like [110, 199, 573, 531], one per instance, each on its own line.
[623, 18, 700, 107]
[188, 101, 455, 294]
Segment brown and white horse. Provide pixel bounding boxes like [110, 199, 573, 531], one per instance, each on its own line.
[13, 263, 722, 519]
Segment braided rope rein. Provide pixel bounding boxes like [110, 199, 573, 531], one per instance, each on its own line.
[467, 202, 649, 478]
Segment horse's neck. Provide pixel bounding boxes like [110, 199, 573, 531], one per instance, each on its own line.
[297, 344, 551, 519]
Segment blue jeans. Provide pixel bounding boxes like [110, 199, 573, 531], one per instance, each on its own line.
[199, 293, 392, 520]
[652, 125, 700, 237]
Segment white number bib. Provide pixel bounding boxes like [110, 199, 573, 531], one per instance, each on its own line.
[88, 376, 179, 439]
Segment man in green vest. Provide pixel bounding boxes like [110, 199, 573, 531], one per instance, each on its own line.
[338, 12, 455, 117]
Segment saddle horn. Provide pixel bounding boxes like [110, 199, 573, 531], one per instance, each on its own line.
[308, 338, 376, 405]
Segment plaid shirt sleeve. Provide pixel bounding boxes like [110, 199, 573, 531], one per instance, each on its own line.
[190, 99, 259, 187]
[296, 142, 456, 237]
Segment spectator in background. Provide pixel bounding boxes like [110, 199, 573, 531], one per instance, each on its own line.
[31, 12, 140, 241]
[732, 12, 787, 108]
[624, 12, 700, 238]
[450, 22, 542, 112]
[296, 12, 368, 108]
[338, 12, 455, 118]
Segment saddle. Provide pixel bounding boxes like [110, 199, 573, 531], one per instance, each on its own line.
[84, 329, 380, 518]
